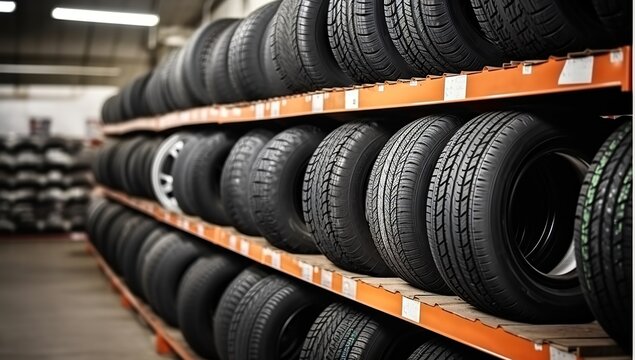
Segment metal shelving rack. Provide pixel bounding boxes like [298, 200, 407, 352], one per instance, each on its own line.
[96, 46, 633, 360]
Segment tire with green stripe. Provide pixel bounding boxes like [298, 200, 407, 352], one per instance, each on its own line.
[575, 119, 632, 351]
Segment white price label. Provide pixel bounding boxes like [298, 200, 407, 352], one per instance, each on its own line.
[311, 93, 324, 112]
[197, 224, 205, 236]
[378, 84, 384, 92]
[220, 107, 229, 118]
[300, 262, 313, 282]
[181, 219, 189, 229]
[270, 252, 281, 269]
[179, 112, 190, 122]
[229, 235, 238, 250]
[320, 269, 332, 289]
[409, 79, 418, 87]
[342, 277, 357, 299]
[232, 108, 241, 116]
[444, 75, 467, 101]
[550, 348, 575, 360]
[610, 49, 623, 63]
[522, 64, 532, 75]
[270, 101, 280, 117]
[401, 297, 420, 322]
[239, 239, 250, 256]
[558, 56, 593, 85]
[255, 103, 265, 119]
[345, 89, 359, 109]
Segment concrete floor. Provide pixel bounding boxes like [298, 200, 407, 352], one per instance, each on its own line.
[0, 239, 162, 360]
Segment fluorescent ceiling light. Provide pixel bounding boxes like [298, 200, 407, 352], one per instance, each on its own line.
[0, 64, 121, 77]
[51, 7, 159, 27]
[0, 1, 16, 13]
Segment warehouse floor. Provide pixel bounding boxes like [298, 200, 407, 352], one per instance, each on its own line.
[0, 238, 160, 359]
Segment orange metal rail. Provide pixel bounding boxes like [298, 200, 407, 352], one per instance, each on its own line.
[102, 47, 631, 135]
[99, 187, 625, 360]
[86, 241, 200, 360]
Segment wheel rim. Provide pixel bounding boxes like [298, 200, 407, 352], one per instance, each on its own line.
[507, 150, 588, 280]
[150, 133, 190, 212]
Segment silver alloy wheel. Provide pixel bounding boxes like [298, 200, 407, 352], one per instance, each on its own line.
[151, 133, 194, 212]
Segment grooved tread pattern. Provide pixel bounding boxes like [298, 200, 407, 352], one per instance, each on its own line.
[575, 120, 632, 350]
[250, 125, 324, 253]
[221, 129, 275, 236]
[327, 0, 417, 83]
[204, 21, 242, 104]
[366, 115, 462, 293]
[303, 121, 393, 276]
[299, 303, 355, 360]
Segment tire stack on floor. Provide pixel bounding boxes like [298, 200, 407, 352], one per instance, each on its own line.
[101, 0, 631, 120]
[94, 111, 632, 353]
[0, 136, 92, 233]
[87, 198, 493, 360]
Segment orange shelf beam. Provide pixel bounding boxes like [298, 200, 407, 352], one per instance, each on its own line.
[100, 187, 624, 360]
[102, 47, 631, 135]
[86, 242, 200, 360]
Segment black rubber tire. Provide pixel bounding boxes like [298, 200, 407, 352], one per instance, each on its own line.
[300, 302, 421, 360]
[221, 129, 275, 236]
[171, 137, 205, 216]
[176, 253, 249, 359]
[107, 214, 140, 274]
[142, 233, 203, 326]
[86, 198, 109, 240]
[327, 0, 416, 83]
[115, 136, 147, 194]
[134, 227, 169, 301]
[227, 2, 281, 101]
[262, 16, 291, 98]
[591, 0, 632, 44]
[172, 132, 236, 225]
[213, 265, 269, 360]
[366, 115, 463, 293]
[93, 204, 127, 256]
[303, 121, 393, 276]
[228, 275, 325, 360]
[128, 73, 151, 118]
[250, 126, 324, 253]
[142, 138, 163, 200]
[384, 0, 504, 75]
[204, 21, 243, 104]
[407, 338, 490, 359]
[126, 138, 156, 198]
[168, 48, 198, 110]
[427, 111, 594, 323]
[118, 218, 158, 296]
[469, 0, 607, 59]
[575, 120, 632, 351]
[271, 0, 352, 93]
[141, 232, 180, 314]
[159, 50, 180, 112]
[185, 19, 238, 104]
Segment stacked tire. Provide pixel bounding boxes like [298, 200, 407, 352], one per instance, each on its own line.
[102, 0, 631, 122]
[0, 135, 92, 233]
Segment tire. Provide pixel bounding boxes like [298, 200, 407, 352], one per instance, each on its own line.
[300, 302, 422, 360]
[126, 138, 156, 198]
[427, 111, 594, 322]
[184, 19, 238, 104]
[151, 133, 199, 212]
[262, 16, 291, 98]
[142, 233, 203, 326]
[168, 48, 198, 110]
[327, 0, 416, 83]
[366, 115, 463, 293]
[575, 120, 632, 351]
[113, 136, 147, 194]
[106, 214, 140, 273]
[204, 21, 243, 104]
[384, 0, 504, 75]
[171, 137, 205, 216]
[176, 253, 249, 358]
[172, 132, 236, 225]
[227, 2, 281, 101]
[213, 265, 269, 360]
[135, 227, 169, 301]
[93, 204, 128, 256]
[469, 0, 607, 59]
[86, 198, 109, 240]
[271, 0, 352, 93]
[118, 218, 158, 296]
[228, 275, 325, 360]
[250, 126, 324, 253]
[591, 0, 632, 44]
[221, 129, 275, 236]
[408, 338, 489, 360]
[303, 121, 393, 276]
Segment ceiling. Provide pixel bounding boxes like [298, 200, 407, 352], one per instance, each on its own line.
[0, 0, 210, 86]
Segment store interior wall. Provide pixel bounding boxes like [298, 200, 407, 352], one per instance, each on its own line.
[0, 85, 116, 138]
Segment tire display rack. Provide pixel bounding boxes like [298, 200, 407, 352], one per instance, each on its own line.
[86, 240, 201, 360]
[98, 186, 625, 360]
[101, 47, 631, 135]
